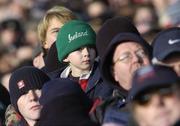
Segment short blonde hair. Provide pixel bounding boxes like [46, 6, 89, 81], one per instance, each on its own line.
[37, 6, 77, 46]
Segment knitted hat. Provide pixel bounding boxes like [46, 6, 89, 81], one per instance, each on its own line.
[37, 96, 98, 126]
[96, 16, 140, 59]
[9, 66, 50, 112]
[37, 78, 96, 126]
[56, 20, 96, 62]
[39, 78, 92, 108]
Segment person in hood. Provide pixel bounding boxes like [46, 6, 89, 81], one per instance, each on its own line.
[94, 16, 152, 125]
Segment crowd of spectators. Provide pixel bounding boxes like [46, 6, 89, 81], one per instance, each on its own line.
[0, 0, 179, 125]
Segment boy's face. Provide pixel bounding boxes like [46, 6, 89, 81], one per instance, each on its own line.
[64, 46, 96, 75]
[44, 17, 64, 49]
[17, 89, 42, 122]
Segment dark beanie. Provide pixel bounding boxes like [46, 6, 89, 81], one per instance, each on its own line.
[9, 66, 50, 112]
[96, 16, 140, 59]
[37, 78, 98, 126]
[37, 95, 98, 126]
[44, 42, 67, 73]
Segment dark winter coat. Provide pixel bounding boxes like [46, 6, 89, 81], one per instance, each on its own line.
[91, 86, 130, 125]
[48, 61, 114, 101]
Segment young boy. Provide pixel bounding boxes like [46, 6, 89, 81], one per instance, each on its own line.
[55, 20, 113, 101]
[6, 66, 50, 126]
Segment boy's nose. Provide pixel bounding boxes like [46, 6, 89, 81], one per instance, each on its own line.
[82, 47, 90, 56]
[28, 90, 38, 101]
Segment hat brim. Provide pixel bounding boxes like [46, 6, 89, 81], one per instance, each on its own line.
[128, 75, 180, 100]
[155, 47, 180, 61]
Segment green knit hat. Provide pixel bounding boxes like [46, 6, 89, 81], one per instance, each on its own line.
[56, 20, 96, 62]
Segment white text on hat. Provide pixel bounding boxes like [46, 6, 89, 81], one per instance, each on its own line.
[68, 30, 88, 43]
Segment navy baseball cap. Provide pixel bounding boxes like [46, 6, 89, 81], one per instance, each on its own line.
[152, 27, 180, 61]
[128, 65, 180, 100]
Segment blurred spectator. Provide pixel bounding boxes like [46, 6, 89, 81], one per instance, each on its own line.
[132, 0, 152, 4]
[0, 0, 10, 5]
[133, 4, 158, 35]
[128, 65, 180, 126]
[152, 27, 180, 76]
[0, 19, 25, 49]
[16, 46, 33, 62]
[107, 0, 134, 17]
[24, 21, 39, 47]
[0, 0, 27, 22]
[86, 1, 108, 19]
[152, 0, 180, 28]
[164, 0, 180, 27]
[84, 0, 114, 32]
[133, 4, 160, 44]
[7, 1, 28, 21]
[0, 48, 18, 78]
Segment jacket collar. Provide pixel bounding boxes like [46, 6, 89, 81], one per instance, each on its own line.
[60, 65, 93, 80]
[85, 62, 101, 93]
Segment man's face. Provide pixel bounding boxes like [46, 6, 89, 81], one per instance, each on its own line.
[112, 41, 150, 90]
[17, 89, 42, 122]
[133, 86, 180, 126]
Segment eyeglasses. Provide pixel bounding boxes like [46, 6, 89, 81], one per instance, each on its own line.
[134, 86, 177, 106]
[114, 49, 148, 64]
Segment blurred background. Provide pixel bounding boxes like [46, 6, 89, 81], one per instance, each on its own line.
[0, 0, 180, 89]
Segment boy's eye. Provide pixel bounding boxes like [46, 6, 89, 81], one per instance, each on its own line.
[76, 46, 95, 52]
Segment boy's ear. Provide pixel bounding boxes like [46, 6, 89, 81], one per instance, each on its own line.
[63, 58, 69, 62]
